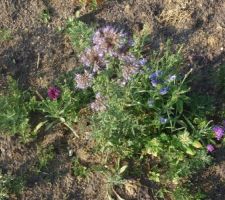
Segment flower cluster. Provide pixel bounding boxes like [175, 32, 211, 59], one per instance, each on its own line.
[75, 70, 93, 89]
[213, 125, 224, 140]
[160, 117, 168, 124]
[92, 26, 127, 54]
[48, 86, 60, 100]
[78, 26, 146, 84]
[207, 123, 225, 152]
[147, 71, 177, 124]
[80, 46, 106, 73]
[159, 87, 169, 95]
[149, 70, 163, 87]
[76, 26, 148, 112]
[206, 144, 214, 152]
[80, 26, 129, 74]
[148, 70, 177, 97]
[120, 54, 147, 81]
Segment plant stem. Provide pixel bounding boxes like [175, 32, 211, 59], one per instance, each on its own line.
[63, 121, 79, 138]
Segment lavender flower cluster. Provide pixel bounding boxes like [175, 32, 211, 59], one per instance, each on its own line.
[74, 26, 147, 90]
[120, 54, 147, 82]
[207, 122, 225, 152]
[73, 26, 148, 112]
[74, 70, 93, 89]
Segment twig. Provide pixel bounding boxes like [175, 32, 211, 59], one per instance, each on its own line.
[112, 188, 125, 200]
[35, 90, 44, 100]
[37, 53, 40, 69]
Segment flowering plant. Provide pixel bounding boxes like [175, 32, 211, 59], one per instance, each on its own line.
[71, 25, 215, 197]
[1, 20, 224, 199]
[36, 81, 93, 138]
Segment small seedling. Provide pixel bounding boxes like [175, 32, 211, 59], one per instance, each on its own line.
[40, 9, 51, 23]
[0, 29, 12, 41]
[0, 172, 24, 200]
[72, 158, 89, 179]
[37, 145, 55, 172]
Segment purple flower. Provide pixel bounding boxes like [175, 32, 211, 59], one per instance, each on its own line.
[80, 46, 106, 73]
[149, 70, 163, 80]
[206, 144, 215, 152]
[167, 75, 176, 82]
[138, 58, 147, 66]
[120, 54, 138, 65]
[122, 65, 140, 81]
[92, 26, 127, 53]
[212, 125, 224, 140]
[149, 70, 163, 87]
[160, 117, 168, 124]
[75, 70, 93, 89]
[119, 54, 145, 81]
[151, 79, 159, 87]
[90, 93, 107, 112]
[48, 86, 60, 100]
[159, 87, 169, 95]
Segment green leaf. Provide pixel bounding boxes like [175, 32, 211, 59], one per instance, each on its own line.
[33, 121, 47, 134]
[186, 147, 196, 156]
[118, 165, 128, 174]
[192, 140, 202, 149]
[176, 100, 183, 113]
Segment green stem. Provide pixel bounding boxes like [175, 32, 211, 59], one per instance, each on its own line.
[60, 118, 79, 138]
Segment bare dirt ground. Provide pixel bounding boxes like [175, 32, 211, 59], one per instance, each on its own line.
[0, 0, 225, 199]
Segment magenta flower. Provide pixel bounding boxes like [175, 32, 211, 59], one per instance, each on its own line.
[206, 144, 215, 152]
[212, 125, 224, 140]
[48, 86, 60, 100]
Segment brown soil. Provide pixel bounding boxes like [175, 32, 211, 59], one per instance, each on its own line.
[0, 0, 225, 199]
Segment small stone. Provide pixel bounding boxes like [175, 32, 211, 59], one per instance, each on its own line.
[68, 149, 73, 157]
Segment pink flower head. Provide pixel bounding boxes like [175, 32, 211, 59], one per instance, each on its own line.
[48, 86, 60, 100]
[80, 46, 106, 73]
[206, 144, 215, 152]
[93, 26, 127, 53]
[75, 70, 93, 89]
[212, 125, 224, 140]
